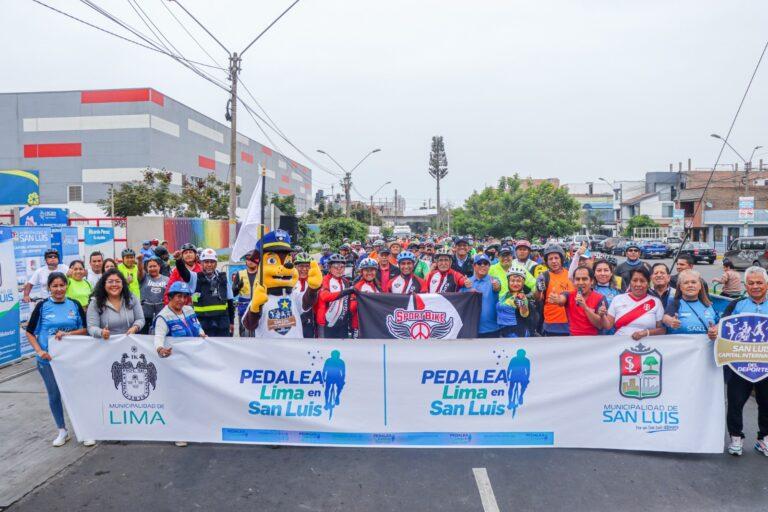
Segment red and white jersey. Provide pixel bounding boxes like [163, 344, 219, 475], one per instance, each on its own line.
[426, 269, 466, 293]
[607, 293, 664, 336]
[356, 280, 379, 294]
[387, 274, 426, 294]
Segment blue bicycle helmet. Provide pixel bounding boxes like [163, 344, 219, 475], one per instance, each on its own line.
[397, 251, 416, 263]
[358, 257, 379, 270]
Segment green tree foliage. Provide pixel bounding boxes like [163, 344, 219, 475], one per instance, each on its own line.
[349, 204, 383, 226]
[271, 194, 297, 216]
[319, 217, 368, 249]
[450, 176, 581, 239]
[585, 210, 605, 234]
[179, 173, 240, 219]
[97, 168, 180, 217]
[623, 214, 658, 237]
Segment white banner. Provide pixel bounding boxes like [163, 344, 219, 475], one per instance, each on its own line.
[50, 334, 725, 453]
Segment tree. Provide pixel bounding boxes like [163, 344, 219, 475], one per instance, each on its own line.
[450, 176, 581, 239]
[179, 173, 241, 219]
[97, 168, 180, 217]
[319, 217, 368, 250]
[623, 214, 658, 237]
[428, 136, 448, 230]
[349, 204, 383, 226]
[271, 194, 296, 216]
[585, 210, 604, 234]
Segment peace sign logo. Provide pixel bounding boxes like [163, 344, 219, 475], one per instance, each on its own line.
[410, 321, 431, 339]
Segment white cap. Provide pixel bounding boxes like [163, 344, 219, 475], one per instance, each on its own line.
[200, 248, 217, 262]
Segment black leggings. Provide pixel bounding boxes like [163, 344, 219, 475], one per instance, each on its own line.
[726, 367, 768, 440]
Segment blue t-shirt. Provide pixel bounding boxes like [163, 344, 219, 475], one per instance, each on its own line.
[26, 298, 86, 364]
[463, 275, 500, 334]
[664, 299, 719, 334]
[594, 284, 620, 306]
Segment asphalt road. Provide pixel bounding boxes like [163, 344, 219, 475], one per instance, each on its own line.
[8, 409, 767, 512]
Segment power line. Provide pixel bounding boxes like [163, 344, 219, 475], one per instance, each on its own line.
[29, 0, 223, 70]
[240, 0, 301, 56]
[160, 0, 223, 68]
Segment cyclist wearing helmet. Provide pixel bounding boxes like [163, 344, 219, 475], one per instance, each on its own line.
[316, 253, 355, 338]
[489, 245, 536, 296]
[176, 247, 234, 336]
[368, 239, 385, 261]
[23, 249, 67, 302]
[118, 248, 144, 301]
[512, 240, 538, 273]
[426, 249, 472, 293]
[319, 244, 333, 274]
[232, 251, 260, 336]
[388, 240, 403, 266]
[164, 243, 202, 305]
[387, 251, 426, 293]
[496, 267, 533, 338]
[152, 245, 171, 276]
[293, 252, 317, 338]
[535, 245, 574, 336]
[349, 257, 381, 336]
[412, 243, 431, 279]
[338, 244, 357, 279]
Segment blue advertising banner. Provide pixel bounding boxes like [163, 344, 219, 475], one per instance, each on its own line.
[0, 227, 21, 365]
[12, 226, 52, 355]
[51, 226, 80, 265]
[19, 206, 69, 226]
[84, 227, 115, 259]
[0, 170, 39, 206]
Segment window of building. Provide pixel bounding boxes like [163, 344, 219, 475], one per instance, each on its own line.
[68, 185, 82, 202]
[714, 226, 723, 243]
[661, 203, 674, 218]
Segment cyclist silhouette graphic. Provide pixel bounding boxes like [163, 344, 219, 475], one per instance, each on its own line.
[322, 350, 346, 419]
[507, 349, 530, 417]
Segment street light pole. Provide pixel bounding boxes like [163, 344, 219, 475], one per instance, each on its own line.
[317, 148, 381, 217]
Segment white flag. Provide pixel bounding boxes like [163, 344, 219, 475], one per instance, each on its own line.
[231, 177, 263, 261]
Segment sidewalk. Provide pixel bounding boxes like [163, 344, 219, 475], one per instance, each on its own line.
[0, 357, 91, 508]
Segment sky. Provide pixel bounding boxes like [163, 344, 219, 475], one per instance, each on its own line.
[3, 0, 768, 209]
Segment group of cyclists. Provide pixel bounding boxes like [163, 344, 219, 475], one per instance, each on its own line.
[20, 233, 767, 458]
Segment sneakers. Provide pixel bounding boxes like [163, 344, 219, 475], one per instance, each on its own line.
[755, 439, 768, 456]
[728, 436, 743, 456]
[52, 430, 70, 447]
[83, 440, 96, 447]
[174, 441, 188, 447]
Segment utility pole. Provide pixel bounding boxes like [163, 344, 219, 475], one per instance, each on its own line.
[370, 195, 374, 226]
[228, 52, 241, 243]
[343, 172, 352, 217]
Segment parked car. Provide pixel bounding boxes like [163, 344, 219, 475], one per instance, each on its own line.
[679, 242, 716, 264]
[600, 237, 625, 253]
[664, 236, 684, 257]
[724, 237, 768, 269]
[639, 240, 669, 259]
[590, 235, 608, 251]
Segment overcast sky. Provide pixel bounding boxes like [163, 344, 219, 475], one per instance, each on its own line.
[4, 0, 768, 208]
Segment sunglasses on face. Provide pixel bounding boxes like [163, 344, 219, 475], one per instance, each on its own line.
[475, 261, 490, 266]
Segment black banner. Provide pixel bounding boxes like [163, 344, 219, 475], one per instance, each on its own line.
[357, 292, 481, 339]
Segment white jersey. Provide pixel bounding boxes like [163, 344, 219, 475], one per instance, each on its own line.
[608, 293, 664, 336]
[255, 289, 306, 338]
[27, 264, 68, 299]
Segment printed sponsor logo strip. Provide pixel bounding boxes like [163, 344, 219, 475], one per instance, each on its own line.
[241, 152, 254, 164]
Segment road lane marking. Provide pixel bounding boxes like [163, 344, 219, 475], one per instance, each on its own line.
[473, 467, 500, 512]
